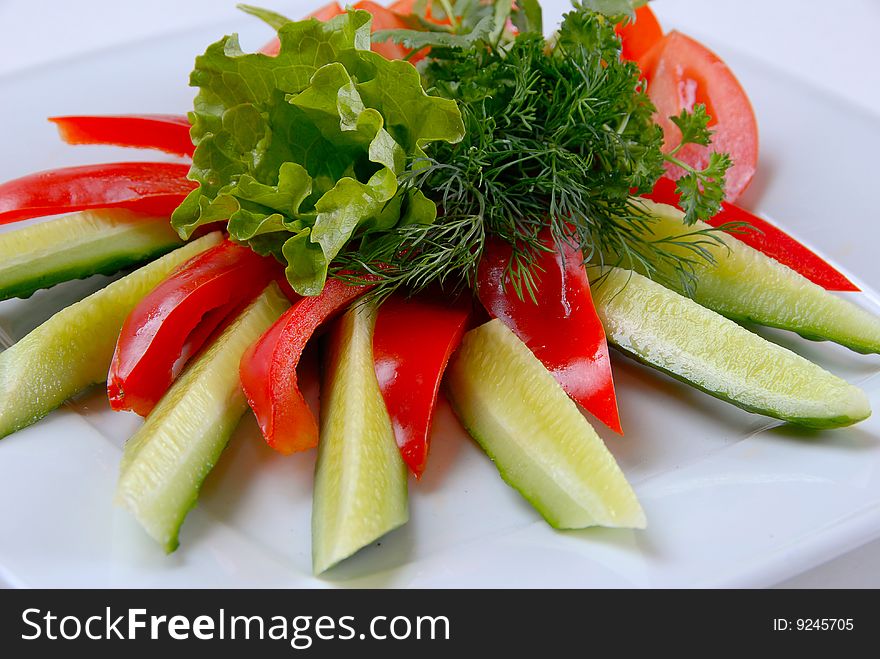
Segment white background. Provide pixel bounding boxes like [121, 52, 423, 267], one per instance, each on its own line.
[0, 0, 877, 588]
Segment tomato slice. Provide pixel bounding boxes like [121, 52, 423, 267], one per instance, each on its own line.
[388, 0, 450, 24]
[388, 0, 416, 14]
[259, 0, 435, 61]
[616, 5, 663, 62]
[49, 115, 193, 157]
[260, 2, 344, 55]
[308, 1, 344, 21]
[354, 0, 416, 61]
[639, 31, 759, 202]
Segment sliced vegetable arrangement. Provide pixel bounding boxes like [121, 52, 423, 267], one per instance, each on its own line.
[0, 0, 877, 577]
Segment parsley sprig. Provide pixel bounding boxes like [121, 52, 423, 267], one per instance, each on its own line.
[667, 105, 733, 224]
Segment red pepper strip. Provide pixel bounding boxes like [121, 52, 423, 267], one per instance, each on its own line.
[171, 298, 244, 379]
[108, 240, 281, 417]
[49, 114, 194, 157]
[240, 277, 373, 454]
[645, 177, 859, 292]
[373, 292, 472, 477]
[477, 231, 622, 434]
[0, 162, 195, 224]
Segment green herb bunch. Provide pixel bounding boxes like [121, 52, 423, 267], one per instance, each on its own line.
[336, 1, 733, 299]
[179, 0, 733, 299]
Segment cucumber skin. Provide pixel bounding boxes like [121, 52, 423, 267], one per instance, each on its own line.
[448, 406, 580, 529]
[592, 267, 871, 429]
[0, 249, 175, 301]
[312, 302, 409, 575]
[611, 345, 865, 429]
[0, 211, 183, 301]
[115, 283, 290, 552]
[446, 319, 645, 530]
[0, 233, 222, 440]
[632, 200, 880, 355]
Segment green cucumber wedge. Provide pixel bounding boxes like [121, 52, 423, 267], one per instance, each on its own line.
[446, 318, 646, 530]
[0, 232, 222, 439]
[0, 209, 183, 301]
[115, 283, 290, 552]
[591, 266, 871, 428]
[312, 301, 408, 575]
[628, 199, 880, 354]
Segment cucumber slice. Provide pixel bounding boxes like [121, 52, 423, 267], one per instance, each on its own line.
[115, 283, 290, 552]
[312, 301, 408, 575]
[0, 232, 222, 439]
[592, 266, 871, 428]
[446, 318, 646, 530]
[631, 199, 880, 354]
[0, 209, 183, 301]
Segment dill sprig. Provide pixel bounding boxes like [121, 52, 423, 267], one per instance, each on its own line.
[336, 3, 732, 299]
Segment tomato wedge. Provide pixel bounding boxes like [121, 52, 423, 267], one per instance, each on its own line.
[240, 277, 373, 454]
[306, 0, 344, 21]
[616, 5, 663, 62]
[49, 114, 193, 157]
[259, 0, 434, 61]
[477, 232, 622, 434]
[260, 2, 344, 55]
[354, 1, 412, 61]
[373, 292, 472, 477]
[646, 177, 859, 292]
[0, 162, 194, 224]
[108, 240, 281, 417]
[639, 31, 759, 202]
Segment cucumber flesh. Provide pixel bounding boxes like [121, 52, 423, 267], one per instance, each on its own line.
[0, 209, 183, 301]
[312, 301, 409, 575]
[446, 318, 645, 530]
[631, 199, 880, 354]
[0, 232, 222, 439]
[116, 283, 290, 552]
[592, 267, 871, 428]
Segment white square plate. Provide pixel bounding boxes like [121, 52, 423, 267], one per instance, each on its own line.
[1, 7, 879, 588]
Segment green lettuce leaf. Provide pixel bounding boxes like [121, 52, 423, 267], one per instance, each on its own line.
[173, 8, 464, 294]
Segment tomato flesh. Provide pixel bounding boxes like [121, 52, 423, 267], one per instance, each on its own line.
[640, 31, 759, 202]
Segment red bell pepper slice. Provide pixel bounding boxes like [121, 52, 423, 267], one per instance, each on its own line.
[646, 176, 858, 292]
[373, 292, 472, 477]
[0, 162, 195, 224]
[108, 239, 281, 417]
[240, 277, 373, 454]
[477, 231, 622, 434]
[49, 114, 194, 157]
